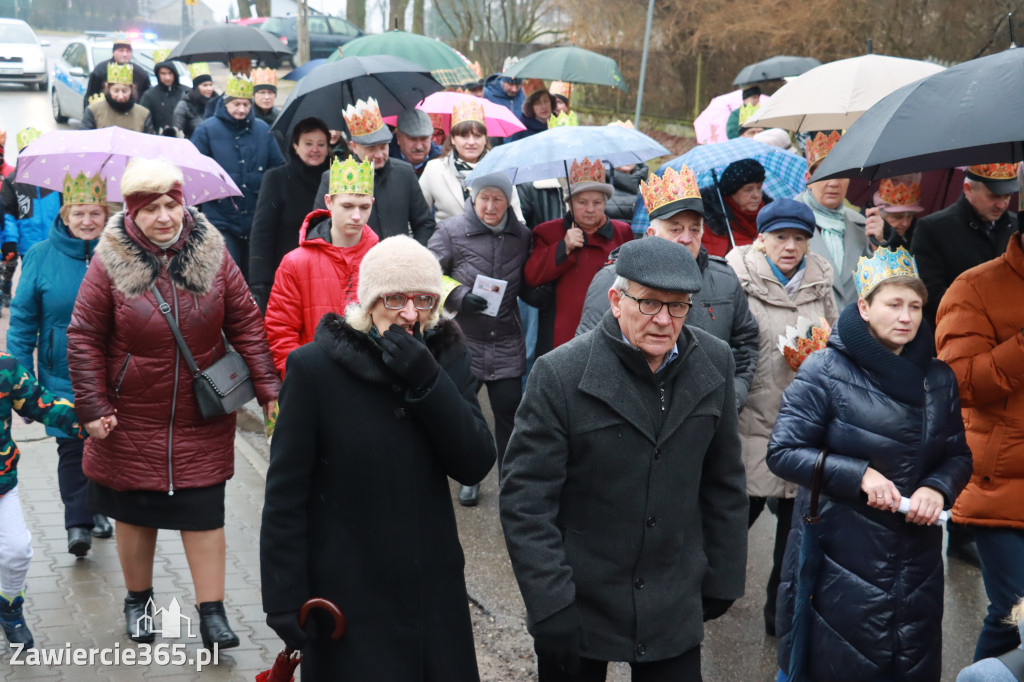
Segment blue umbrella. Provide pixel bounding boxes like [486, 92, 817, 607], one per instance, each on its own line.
[466, 125, 669, 185]
[282, 58, 327, 81]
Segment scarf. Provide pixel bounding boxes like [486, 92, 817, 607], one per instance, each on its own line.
[799, 189, 847, 268]
[724, 195, 761, 241]
[834, 302, 934, 407]
[766, 255, 806, 299]
[452, 153, 476, 199]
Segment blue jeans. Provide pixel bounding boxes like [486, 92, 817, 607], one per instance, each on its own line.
[518, 299, 538, 389]
[974, 526, 1024, 660]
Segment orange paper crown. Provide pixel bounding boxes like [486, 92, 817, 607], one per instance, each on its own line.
[805, 130, 842, 169]
[228, 57, 252, 76]
[640, 166, 701, 215]
[569, 158, 605, 185]
[451, 99, 485, 127]
[252, 67, 277, 87]
[549, 80, 572, 101]
[428, 113, 445, 129]
[967, 162, 1019, 181]
[878, 177, 921, 208]
[343, 98, 386, 138]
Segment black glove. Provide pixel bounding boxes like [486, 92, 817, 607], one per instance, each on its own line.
[531, 603, 586, 675]
[266, 611, 307, 651]
[1, 242, 16, 261]
[380, 323, 440, 392]
[702, 596, 734, 622]
[461, 292, 489, 314]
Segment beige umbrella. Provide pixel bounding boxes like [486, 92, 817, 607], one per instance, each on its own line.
[744, 54, 945, 132]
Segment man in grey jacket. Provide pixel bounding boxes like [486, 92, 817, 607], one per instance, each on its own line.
[576, 174, 759, 409]
[500, 237, 748, 681]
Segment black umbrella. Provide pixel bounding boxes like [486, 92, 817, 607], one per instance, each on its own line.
[732, 55, 821, 86]
[271, 55, 443, 135]
[168, 24, 292, 64]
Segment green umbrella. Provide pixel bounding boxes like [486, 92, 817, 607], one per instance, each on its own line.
[326, 30, 478, 87]
[503, 46, 628, 92]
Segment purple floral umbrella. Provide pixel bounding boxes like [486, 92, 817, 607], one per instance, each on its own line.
[15, 128, 240, 204]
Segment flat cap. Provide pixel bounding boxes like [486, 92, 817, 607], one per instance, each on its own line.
[396, 109, 433, 137]
[614, 237, 702, 294]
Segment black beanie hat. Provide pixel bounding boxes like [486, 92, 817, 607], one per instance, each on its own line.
[719, 158, 766, 197]
[742, 86, 761, 100]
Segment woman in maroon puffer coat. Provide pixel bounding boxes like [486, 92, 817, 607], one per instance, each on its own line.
[67, 158, 280, 651]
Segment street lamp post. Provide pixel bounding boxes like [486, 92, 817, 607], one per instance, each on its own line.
[633, 0, 655, 128]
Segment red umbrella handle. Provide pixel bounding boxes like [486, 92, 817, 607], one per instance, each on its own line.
[299, 598, 346, 640]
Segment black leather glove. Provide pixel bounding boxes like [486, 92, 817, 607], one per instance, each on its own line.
[531, 603, 586, 675]
[702, 596, 734, 622]
[461, 292, 489, 314]
[1, 242, 16, 261]
[266, 611, 307, 650]
[380, 323, 440, 392]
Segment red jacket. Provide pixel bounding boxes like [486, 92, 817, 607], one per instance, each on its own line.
[67, 209, 280, 493]
[524, 216, 633, 352]
[264, 210, 379, 376]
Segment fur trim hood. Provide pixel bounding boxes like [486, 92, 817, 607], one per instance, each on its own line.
[96, 207, 226, 298]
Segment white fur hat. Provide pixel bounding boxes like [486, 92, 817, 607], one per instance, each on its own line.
[357, 235, 443, 311]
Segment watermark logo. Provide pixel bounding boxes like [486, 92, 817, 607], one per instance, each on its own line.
[135, 597, 195, 640]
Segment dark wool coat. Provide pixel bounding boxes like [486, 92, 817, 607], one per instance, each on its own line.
[500, 311, 748, 662]
[767, 310, 972, 682]
[428, 198, 532, 380]
[605, 163, 649, 223]
[173, 91, 211, 141]
[260, 315, 494, 681]
[67, 209, 280, 492]
[138, 64, 185, 133]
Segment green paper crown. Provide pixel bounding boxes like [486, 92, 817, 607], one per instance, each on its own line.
[16, 127, 41, 151]
[855, 246, 920, 299]
[62, 172, 107, 205]
[107, 62, 133, 85]
[548, 111, 578, 128]
[151, 48, 171, 63]
[225, 74, 253, 99]
[329, 157, 374, 196]
[188, 62, 211, 80]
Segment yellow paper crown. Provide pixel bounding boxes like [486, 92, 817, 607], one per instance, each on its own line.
[329, 157, 374, 196]
[252, 67, 278, 87]
[106, 62, 133, 85]
[640, 166, 702, 215]
[62, 172, 107, 205]
[151, 48, 171, 63]
[88, 92, 104, 105]
[451, 99, 485, 127]
[188, 62, 211, 80]
[549, 80, 572, 100]
[229, 56, 252, 76]
[343, 98, 386, 138]
[805, 130, 842, 169]
[738, 103, 760, 126]
[967, 162, 1019, 181]
[225, 74, 254, 99]
[569, 158, 604, 185]
[548, 111, 578, 128]
[855, 246, 920, 299]
[16, 127, 41, 151]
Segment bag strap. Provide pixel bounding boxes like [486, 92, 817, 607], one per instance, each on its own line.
[151, 284, 201, 377]
[997, 647, 1024, 680]
[804, 449, 830, 525]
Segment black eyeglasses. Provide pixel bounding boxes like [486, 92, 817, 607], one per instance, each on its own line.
[381, 293, 438, 310]
[620, 291, 692, 318]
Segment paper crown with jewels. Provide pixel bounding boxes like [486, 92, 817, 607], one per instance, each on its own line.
[225, 74, 254, 99]
[451, 99, 485, 127]
[88, 92, 104, 105]
[62, 172, 107, 205]
[549, 80, 571, 100]
[640, 165, 704, 220]
[343, 97, 390, 143]
[329, 157, 374, 196]
[607, 120, 635, 129]
[151, 48, 171, 63]
[548, 111, 578, 128]
[875, 174, 923, 213]
[966, 162, 1020, 194]
[738, 102, 760, 127]
[106, 62, 134, 85]
[252, 67, 278, 89]
[228, 56, 252, 75]
[188, 62, 211, 80]
[16, 127, 41, 151]
[804, 130, 843, 169]
[569, 158, 604, 184]
[855, 246, 920, 299]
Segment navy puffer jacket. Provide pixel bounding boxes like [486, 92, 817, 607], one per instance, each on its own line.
[767, 304, 972, 682]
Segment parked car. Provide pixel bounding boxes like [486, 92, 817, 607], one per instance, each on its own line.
[260, 15, 363, 62]
[50, 34, 192, 124]
[0, 18, 49, 91]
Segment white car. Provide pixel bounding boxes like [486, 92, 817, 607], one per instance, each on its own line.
[0, 19, 48, 90]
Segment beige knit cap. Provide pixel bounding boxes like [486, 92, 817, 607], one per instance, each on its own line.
[357, 235, 443, 311]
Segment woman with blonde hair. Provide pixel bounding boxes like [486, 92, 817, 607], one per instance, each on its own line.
[67, 158, 280, 649]
[957, 597, 1024, 681]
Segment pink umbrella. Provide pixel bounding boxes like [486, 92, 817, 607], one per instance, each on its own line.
[383, 91, 526, 138]
[15, 128, 241, 204]
[692, 89, 769, 145]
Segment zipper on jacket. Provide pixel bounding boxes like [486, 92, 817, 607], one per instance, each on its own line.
[46, 330, 54, 370]
[114, 354, 132, 398]
[166, 287, 179, 496]
[702, 301, 715, 320]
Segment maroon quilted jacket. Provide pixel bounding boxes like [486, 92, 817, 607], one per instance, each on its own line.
[67, 208, 279, 493]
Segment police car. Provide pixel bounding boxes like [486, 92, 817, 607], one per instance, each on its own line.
[50, 32, 192, 124]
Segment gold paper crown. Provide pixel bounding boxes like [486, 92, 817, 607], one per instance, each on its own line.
[548, 111, 578, 128]
[88, 92, 104, 105]
[549, 80, 572, 100]
[427, 113, 445, 130]
[188, 62, 211, 79]
[106, 62, 133, 85]
[738, 103, 760, 126]
[62, 172, 107, 205]
[878, 177, 921, 208]
[452, 99, 485, 127]
[111, 32, 130, 46]
[225, 74, 254, 99]
[252, 67, 278, 87]
[343, 98, 386, 138]
[151, 48, 171, 63]
[569, 158, 604, 185]
[967, 162, 1019, 181]
[16, 127, 40, 151]
[640, 166, 702, 215]
[329, 157, 374, 196]
[607, 120, 635, 129]
[229, 57, 252, 76]
[855, 246, 920, 299]
[805, 131, 842, 169]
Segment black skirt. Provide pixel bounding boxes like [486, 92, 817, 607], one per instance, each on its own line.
[87, 481, 226, 531]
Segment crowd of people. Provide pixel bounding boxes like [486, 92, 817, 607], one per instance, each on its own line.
[0, 38, 1020, 682]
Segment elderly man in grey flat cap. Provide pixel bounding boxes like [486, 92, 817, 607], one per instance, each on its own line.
[499, 237, 748, 682]
[391, 109, 442, 177]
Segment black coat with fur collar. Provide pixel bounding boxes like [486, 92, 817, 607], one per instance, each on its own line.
[260, 313, 494, 681]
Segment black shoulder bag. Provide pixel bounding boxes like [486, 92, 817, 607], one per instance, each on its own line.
[151, 284, 255, 419]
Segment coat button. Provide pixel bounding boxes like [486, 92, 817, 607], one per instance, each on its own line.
[490, 331, 496, 337]
[654, 448, 661, 459]
[646, 515, 656, 528]
[634, 577, 644, 589]
[636, 642, 647, 656]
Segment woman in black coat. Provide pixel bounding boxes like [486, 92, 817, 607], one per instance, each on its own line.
[249, 117, 332, 312]
[767, 250, 972, 682]
[260, 235, 496, 681]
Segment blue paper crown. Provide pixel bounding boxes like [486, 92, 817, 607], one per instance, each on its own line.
[855, 246, 920, 298]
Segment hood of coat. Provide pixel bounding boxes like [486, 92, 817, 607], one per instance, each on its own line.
[214, 95, 254, 129]
[153, 61, 181, 91]
[484, 74, 524, 107]
[727, 243, 832, 307]
[95, 207, 225, 298]
[50, 215, 99, 261]
[313, 312, 463, 384]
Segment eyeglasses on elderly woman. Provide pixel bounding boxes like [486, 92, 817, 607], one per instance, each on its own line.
[381, 293, 439, 310]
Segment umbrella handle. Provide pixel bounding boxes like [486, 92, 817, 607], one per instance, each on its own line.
[804, 449, 830, 524]
[710, 169, 736, 250]
[299, 598, 346, 640]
